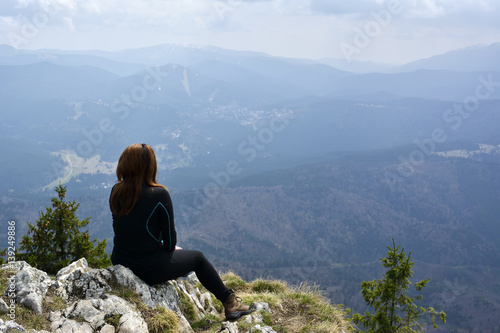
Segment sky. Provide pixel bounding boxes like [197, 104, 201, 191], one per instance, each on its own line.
[0, 0, 499, 64]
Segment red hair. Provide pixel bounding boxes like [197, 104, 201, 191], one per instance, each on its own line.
[110, 143, 166, 215]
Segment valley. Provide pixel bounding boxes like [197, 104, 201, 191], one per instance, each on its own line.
[1, 43, 500, 332]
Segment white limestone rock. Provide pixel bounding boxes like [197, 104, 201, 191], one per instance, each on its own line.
[50, 294, 148, 333]
[2, 260, 233, 333]
[0, 318, 28, 332]
[248, 324, 277, 333]
[245, 312, 264, 324]
[216, 321, 239, 333]
[10, 262, 51, 313]
[252, 302, 272, 314]
[107, 264, 181, 314]
[52, 258, 112, 302]
[99, 324, 116, 333]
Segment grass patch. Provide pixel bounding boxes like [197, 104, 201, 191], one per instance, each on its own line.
[191, 314, 222, 330]
[212, 298, 223, 313]
[174, 285, 197, 322]
[237, 291, 281, 307]
[112, 284, 142, 303]
[221, 271, 249, 291]
[259, 310, 273, 326]
[241, 279, 350, 333]
[0, 267, 10, 291]
[196, 273, 350, 333]
[43, 289, 67, 313]
[237, 319, 253, 331]
[251, 278, 288, 294]
[105, 313, 121, 327]
[194, 280, 204, 291]
[272, 326, 289, 333]
[3, 306, 50, 331]
[147, 306, 180, 333]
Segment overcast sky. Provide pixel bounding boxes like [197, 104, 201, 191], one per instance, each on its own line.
[1, 0, 499, 64]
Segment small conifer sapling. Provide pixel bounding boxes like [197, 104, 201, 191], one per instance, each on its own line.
[352, 239, 446, 332]
[18, 184, 111, 274]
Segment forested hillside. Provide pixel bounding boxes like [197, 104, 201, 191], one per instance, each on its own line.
[172, 148, 500, 332]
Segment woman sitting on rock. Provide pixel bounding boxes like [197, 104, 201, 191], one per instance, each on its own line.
[109, 143, 253, 320]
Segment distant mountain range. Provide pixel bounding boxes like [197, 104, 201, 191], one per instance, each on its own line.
[0, 42, 499, 192]
[2, 42, 500, 73]
[394, 42, 500, 73]
[1, 43, 500, 105]
[318, 42, 500, 73]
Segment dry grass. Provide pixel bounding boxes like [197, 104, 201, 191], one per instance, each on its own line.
[194, 272, 352, 333]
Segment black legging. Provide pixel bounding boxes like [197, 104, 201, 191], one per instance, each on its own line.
[137, 249, 232, 303]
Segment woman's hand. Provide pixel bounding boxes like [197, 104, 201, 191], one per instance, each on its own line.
[175, 246, 183, 250]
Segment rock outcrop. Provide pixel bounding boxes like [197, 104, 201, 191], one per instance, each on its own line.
[1, 259, 273, 333]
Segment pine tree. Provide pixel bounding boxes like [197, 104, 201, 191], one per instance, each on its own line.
[352, 239, 446, 332]
[18, 184, 111, 274]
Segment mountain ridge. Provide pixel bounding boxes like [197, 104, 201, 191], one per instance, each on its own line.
[393, 42, 500, 73]
[0, 258, 349, 332]
[3, 42, 499, 74]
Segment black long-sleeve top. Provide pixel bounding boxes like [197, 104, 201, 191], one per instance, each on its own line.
[110, 185, 177, 272]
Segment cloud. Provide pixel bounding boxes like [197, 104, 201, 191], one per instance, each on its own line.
[0, 0, 208, 26]
[0, 0, 25, 16]
[0, 0, 499, 64]
[309, 0, 382, 17]
[308, 0, 499, 23]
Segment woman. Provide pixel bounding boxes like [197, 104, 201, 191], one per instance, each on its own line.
[109, 143, 253, 320]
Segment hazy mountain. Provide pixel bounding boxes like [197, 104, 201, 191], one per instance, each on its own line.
[0, 136, 55, 192]
[0, 44, 146, 76]
[0, 44, 17, 56]
[317, 57, 395, 73]
[0, 62, 117, 100]
[191, 58, 352, 100]
[394, 42, 500, 73]
[318, 42, 500, 74]
[92, 43, 269, 67]
[329, 69, 500, 101]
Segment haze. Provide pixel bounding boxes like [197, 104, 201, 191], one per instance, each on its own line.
[1, 0, 500, 64]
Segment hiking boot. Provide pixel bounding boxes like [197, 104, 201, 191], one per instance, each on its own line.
[223, 293, 254, 320]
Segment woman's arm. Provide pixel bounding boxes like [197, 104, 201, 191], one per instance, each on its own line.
[159, 188, 177, 251]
